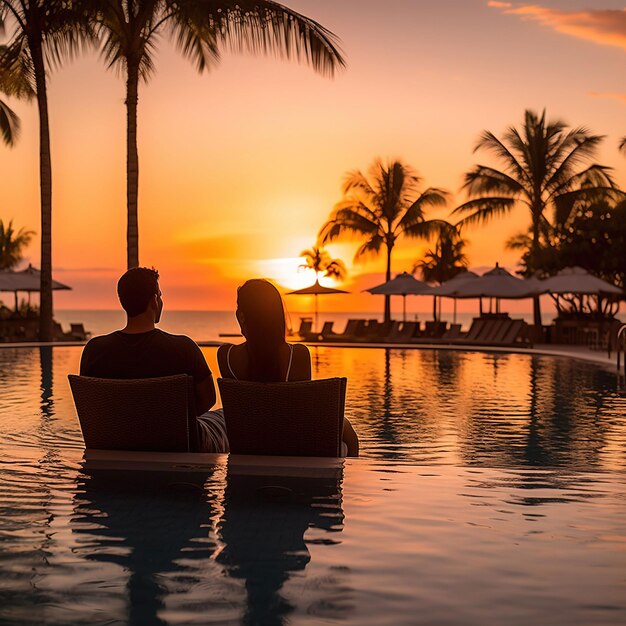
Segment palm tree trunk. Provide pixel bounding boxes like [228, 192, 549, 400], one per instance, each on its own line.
[126, 60, 140, 269]
[31, 40, 53, 342]
[531, 213, 542, 331]
[384, 244, 392, 323]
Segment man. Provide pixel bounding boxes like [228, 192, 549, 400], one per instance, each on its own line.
[80, 267, 227, 452]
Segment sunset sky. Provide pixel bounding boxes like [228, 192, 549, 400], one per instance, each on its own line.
[1, 0, 625, 313]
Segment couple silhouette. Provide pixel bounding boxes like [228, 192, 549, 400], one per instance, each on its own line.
[80, 267, 358, 456]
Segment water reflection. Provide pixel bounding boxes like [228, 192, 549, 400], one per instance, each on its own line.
[321, 347, 625, 469]
[39, 346, 54, 419]
[72, 470, 220, 625]
[217, 460, 349, 625]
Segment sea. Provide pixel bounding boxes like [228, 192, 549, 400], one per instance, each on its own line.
[54, 309, 547, 343]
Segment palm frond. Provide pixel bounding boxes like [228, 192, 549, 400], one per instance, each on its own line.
[462, 165, 525, 198]
[0, 41, 36, 99]
[474, 129, 531, 187]
[619, 136, 626, 155]
[200, 0, 345, 77]
[452, 197, 516, 227]
[402, 218, 450, 240]
[397, 188, 448, 232]
[354, 235, 383, 262]
[0, 98, 19, 145]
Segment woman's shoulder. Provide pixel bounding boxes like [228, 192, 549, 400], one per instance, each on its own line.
[290, 342, 310, 357]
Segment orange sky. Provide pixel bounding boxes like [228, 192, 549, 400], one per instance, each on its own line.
[1, 0, 625, 313]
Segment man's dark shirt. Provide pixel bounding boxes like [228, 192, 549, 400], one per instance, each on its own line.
[80, 329, 211, 385]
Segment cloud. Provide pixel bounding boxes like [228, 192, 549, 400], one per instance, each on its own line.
[589, 91, 626, 105]
[490, 4, 626, 52]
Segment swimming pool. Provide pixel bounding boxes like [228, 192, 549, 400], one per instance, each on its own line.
[1, 346, 625, 625]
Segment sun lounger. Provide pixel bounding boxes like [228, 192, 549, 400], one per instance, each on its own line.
[218, 377, 347, 457]
[457, 318, 486, 343]
[500, 319, 530, 345]
[442, 323, 462, 340]
[319, 321, 336, 340]
[69, 323, 91, 341]
[296, 318, 313, 338]
[384, 321, 419, 343]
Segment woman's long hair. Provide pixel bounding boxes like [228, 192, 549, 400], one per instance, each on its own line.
[237, 279, 287, 382]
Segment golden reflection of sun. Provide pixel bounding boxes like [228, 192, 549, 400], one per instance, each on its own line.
[254, 257, 340, 292]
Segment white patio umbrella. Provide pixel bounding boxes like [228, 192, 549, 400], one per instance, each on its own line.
[366, 272, 433, 321]
[0, 264, 71, 311]
[540, 267, 623, 296]
[450, 264, 543, 300]
[429, 271, 479, 323]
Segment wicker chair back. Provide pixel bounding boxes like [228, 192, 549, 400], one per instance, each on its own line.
[218, 377, 346, 457]
[68, 374, 197, 452]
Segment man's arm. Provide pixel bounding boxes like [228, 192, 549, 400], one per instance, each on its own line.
[195, 373, 216, 415]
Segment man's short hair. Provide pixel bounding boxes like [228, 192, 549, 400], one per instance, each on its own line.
[117, 267, 160, 317]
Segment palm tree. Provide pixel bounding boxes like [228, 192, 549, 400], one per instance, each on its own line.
[0, 219, 34, 269]
[299, 245, 346, 283]
[413, 224, 468, 285]
[620, 137, 626, 155]
[453, 109, 620, 327]
[413, 224, 468, 320]
[319, 158, 449, 323]
[0, 2, 91, 340]
[89, 1, 345, 270]
[0, 99, 19, 145]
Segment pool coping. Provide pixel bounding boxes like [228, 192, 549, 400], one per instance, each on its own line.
[0, 339, 619, 371]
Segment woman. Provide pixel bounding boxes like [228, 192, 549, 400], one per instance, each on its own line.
[218, 279, 359, 456]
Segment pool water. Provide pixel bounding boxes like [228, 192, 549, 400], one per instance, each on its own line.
[1, 346, 625, 625]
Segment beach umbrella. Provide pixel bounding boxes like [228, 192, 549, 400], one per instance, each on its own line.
[449, 264, 543, 300]
[366, 272, 433, 321]
[0, 264, 71, 311]
[429, 271, 480, 323]
[539, 267, 623, 296]
[287, 279, 348, 333]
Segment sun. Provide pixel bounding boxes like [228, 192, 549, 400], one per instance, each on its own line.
[253, 257, 342, 292]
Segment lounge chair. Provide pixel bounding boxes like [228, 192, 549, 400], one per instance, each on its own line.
[392, 321, 419, 343]
[324, 318, 357, 342]
[457, 318, 486, 343]
[69, 323, 91, 341]
[319, 321, 336, 340]
[468, 319, 505, 344]
[296, 318, 313, 338]
[382, 321, 402, 341]
[68, 374, 199, 452]
[499, 319, 530, 345]
[218, 377, 347, 457]
[442, 323, 462, 340]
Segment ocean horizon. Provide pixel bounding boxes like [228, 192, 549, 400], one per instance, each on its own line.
[54, 308, 551, 343]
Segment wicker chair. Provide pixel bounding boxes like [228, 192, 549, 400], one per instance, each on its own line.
[218, 377, 347, 457]
[68, 374, 199, 452]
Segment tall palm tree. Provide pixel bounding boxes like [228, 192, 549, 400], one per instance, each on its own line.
[299, 245, 346, 283]
[0, 98, 19, 145]
[319, 158, 449, 323]
[0, 2, 91, 340]
[89, 1, 345, 270]
[453, 109, 620, 327]
[0, 219, 34, 269]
